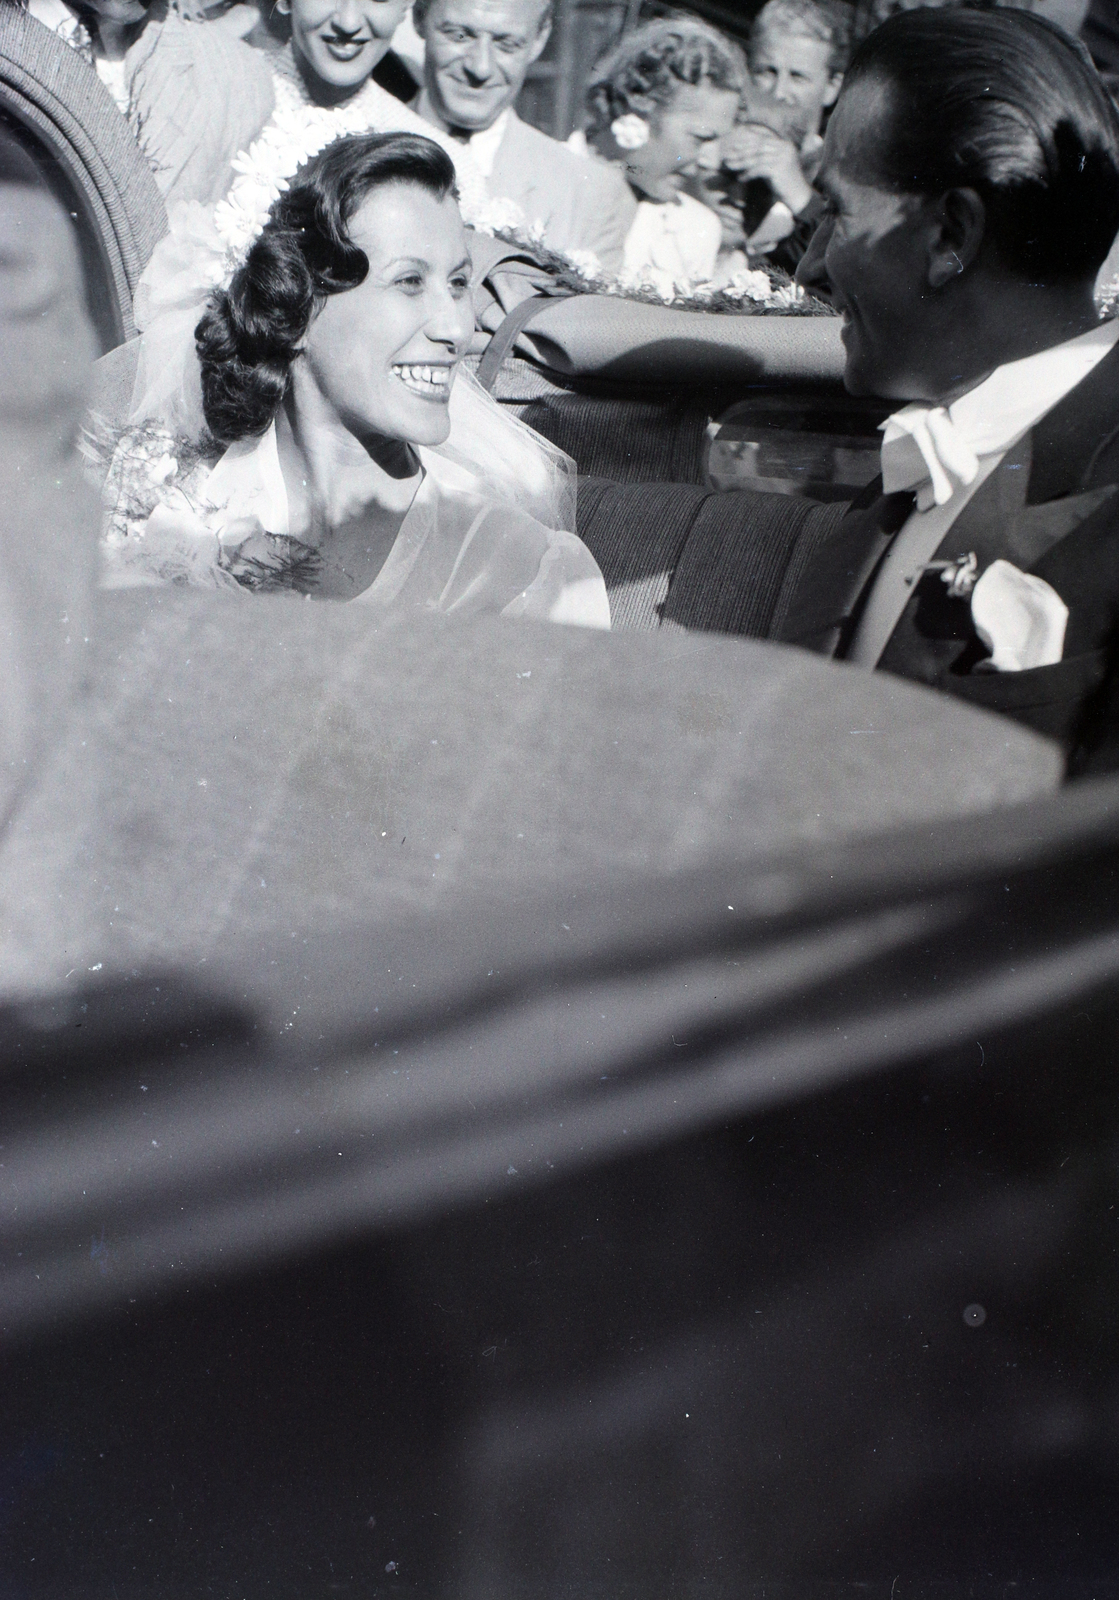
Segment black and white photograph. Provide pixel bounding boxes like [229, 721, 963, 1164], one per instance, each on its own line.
[2, 0, 1119, 1590]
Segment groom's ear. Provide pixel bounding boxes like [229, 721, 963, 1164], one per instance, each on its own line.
[926, 186, 986, 289]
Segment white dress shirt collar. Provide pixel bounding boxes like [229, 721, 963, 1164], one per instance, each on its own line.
[881, 318, 1119, 511]
[413, 92, 510, 179]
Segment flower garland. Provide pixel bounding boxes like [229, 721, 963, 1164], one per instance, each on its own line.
[613, 260, 820, 314]
[488, 222, 830, 316]
[207, 52, 495, 287]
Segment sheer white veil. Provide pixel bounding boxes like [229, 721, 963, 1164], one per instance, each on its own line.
[128, 179, 575, 534]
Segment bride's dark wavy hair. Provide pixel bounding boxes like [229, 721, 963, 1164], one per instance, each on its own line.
[196, 132, 458, 446]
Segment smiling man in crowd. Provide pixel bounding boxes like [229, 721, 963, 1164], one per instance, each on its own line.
[775, 6, 1119, 773]
[410, 0, 634, 271]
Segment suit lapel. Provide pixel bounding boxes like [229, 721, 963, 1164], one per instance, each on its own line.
[927, 434, 1032, 570]
[486, 108, 516, 189]
[775, 481, 914, 656]
[1026, 333, 1119, 502]
[488, 112, 541, 216]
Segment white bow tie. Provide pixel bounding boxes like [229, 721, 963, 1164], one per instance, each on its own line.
[878, 322, 1119, 511]
[879, 405, 983, 511]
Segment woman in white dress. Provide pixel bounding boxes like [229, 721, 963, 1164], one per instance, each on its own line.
[100, 131, 609, 629]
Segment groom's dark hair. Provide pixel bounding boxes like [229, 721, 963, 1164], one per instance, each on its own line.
[197, 132, 457, 446]
[845, 7, 1119, 283]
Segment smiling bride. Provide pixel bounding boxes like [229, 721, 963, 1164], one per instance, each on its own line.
[99, 132, 609, 627]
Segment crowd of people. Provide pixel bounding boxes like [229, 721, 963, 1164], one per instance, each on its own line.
[6, 0, 1119, 777]
[20, 0, 857, 289]
[16, 0, 1113, 297]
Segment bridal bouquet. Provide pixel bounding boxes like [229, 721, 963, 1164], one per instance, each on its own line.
[86, 423, 319, 593]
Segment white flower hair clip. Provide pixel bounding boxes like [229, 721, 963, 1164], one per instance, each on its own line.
[610, 113, 650, 150]
[208, 87, 491, 287]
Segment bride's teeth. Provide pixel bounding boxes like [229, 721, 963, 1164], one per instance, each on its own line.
[395, 364, 450, 391]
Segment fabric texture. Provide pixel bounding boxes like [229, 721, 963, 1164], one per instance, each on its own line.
[575, 478, 709, 628]
[496, 295, 846, 386]
[663, 492, 846, 637]
[575, 477, 847, 636]
[121, 9, 276, 209]
[0, 588, 1060, 996]
[971, 559, 1069, 672]
[486, 111, 637, 275]
[520, 386, 713, 484]
[466, 352, 718, 485]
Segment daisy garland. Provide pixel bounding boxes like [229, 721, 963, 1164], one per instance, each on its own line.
[209, 78, 491, 288]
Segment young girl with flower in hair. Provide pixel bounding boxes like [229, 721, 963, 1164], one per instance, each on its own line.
[579, 18, 745, 297]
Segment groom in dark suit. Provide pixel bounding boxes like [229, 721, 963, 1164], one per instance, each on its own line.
[777, 6, 1119, 775]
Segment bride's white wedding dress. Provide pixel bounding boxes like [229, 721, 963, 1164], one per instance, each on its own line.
[100, 374, 609, 628]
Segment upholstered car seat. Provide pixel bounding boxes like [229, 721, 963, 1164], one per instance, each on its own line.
[0, 2, 165, 349]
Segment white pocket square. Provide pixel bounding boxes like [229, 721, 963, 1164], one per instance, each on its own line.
[971, 558, 1068, 673]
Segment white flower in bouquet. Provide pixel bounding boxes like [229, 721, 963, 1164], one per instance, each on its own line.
[721, 265, 782, 302]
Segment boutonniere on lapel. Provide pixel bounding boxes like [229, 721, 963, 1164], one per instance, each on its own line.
[909, 551, 979, 598]
[904, 550, 1069, 671]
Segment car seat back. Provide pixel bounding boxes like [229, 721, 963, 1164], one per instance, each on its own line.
[0, 4, 166, 349]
